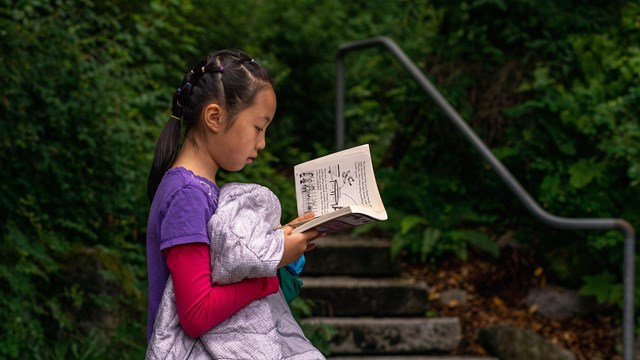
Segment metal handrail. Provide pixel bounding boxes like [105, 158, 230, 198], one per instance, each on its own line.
[336, 36, 635, 360]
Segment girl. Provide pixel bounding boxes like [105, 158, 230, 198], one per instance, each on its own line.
[145, 49, 320, 357]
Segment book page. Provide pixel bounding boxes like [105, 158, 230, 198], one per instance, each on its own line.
[294, 145, 382, 217]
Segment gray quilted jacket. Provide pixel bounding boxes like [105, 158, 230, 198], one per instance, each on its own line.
[146, 183, 325, 360]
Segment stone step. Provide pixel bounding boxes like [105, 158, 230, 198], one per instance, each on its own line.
[328, 357, 498, 360]
[305, 236, 402, 277]
[301, 317, 462, 355]
[299, 276, 429, 317]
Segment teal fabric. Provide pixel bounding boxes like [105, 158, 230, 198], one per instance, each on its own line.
[278, 267, 303, 304]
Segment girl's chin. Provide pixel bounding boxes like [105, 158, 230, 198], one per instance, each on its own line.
[222, 164, 247, 172]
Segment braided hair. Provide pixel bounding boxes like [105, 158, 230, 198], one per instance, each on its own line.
[147, 49, 274, 202]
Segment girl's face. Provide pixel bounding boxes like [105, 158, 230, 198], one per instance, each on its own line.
[211, 87, 277, 172]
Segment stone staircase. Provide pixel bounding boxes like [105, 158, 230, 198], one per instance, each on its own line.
[298, 236, 497, 360]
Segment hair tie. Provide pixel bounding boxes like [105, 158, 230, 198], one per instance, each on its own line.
[219, 65, 224, 73]
[170, 114, 181, 121]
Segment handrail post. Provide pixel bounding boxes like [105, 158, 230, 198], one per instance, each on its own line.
[336, 36, 636, 360]
[336, 52, 345, 150]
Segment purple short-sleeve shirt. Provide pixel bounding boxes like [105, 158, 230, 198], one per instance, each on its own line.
[146, 167, 219, 341]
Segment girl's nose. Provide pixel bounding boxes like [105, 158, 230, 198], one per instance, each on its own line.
[256, 137, 266, 151]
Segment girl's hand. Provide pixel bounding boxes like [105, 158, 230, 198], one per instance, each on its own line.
[287, 212, 325, 242]
[278, 213, 319, 268]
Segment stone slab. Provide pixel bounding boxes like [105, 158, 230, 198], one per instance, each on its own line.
[300, 276, 429, 317]
[304, 236, 402, 277]
[328, 357, 498, 360]
[301, 317, 462, 355]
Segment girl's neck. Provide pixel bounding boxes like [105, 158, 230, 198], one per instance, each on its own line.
[172, 139, 218, 184]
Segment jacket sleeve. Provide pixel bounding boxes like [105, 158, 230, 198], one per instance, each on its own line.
[208, 183, 285, 284]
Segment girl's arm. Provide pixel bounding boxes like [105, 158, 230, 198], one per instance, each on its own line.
[165, 243, 279, 338]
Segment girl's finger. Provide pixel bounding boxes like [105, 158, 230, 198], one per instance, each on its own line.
[288, 212, 314, 225]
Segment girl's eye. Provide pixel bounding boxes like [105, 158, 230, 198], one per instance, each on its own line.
[255, 126, 264, 133]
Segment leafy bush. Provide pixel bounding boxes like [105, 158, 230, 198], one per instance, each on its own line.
[495, 2, 640, 297]
[0, 0, 193, 357]
[334, 0, 640, 307]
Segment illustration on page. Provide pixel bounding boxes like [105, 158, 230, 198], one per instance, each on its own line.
[298, 159, 371, 216]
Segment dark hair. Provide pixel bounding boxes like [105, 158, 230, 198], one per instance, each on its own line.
[146, 49, 274, 202]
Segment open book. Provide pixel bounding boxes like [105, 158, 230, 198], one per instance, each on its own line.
[290, 144, 388, 234]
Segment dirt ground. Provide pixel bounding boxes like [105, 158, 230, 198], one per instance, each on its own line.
[404, 247, 623, 360]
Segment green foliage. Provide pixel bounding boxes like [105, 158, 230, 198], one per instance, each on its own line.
[498, 2, 640, 290]
[390, 211, 500, 263]
[580, 271, 624, 306]
[299, 321, 337, 357]
[0, 0, 194, 357]
[289, 298, 337, 356]
[342, 0, 639, 306]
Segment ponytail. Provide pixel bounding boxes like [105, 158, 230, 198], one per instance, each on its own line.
[146, 85, 187, 202]
[146, 118, 181, 202]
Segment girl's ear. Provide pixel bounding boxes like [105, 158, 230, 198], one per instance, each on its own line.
[203, 103, 224, 132]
